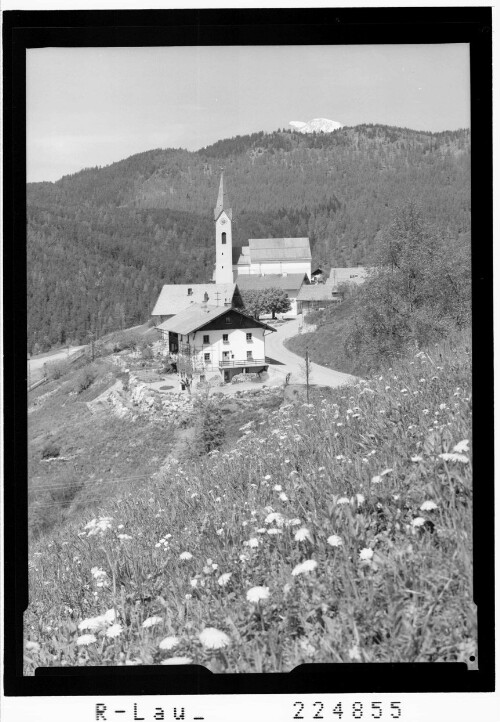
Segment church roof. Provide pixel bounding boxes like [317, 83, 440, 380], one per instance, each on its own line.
[235, 273, 308, 293]
[156, 304, 275, 335]
[214, 172, 232, 221]
[151, 283, 238, 317]
[248, 237, 311, 262]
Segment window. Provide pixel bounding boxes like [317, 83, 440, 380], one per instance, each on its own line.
[223, 334, 229, 343]
[246, 333, 252, 342]
[204, 353, 211, 362]
[203, 335, 210, 344]
[225, 317, 231, 324]
[247, 351, 253, 360]
[221, 232, 226, 245]
[187, 288, 193, 296]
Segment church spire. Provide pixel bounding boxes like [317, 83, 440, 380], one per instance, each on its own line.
[214, 171, 232, 221]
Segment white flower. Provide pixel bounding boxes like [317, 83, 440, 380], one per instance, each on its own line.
[117, 534, 132, 540]
[359, 548, 373, 561]
[453, 439, 469, 453]
[246, 586, 270, 603]
[267, 528, 282, 535]
[265, 512, 285, 526]
[25, 641, 40, 652]
[189, 578, 198, 588]
[279, 492, 289, 502]
[159, 636, 180, 650]
[142, 616, 163, 628]
[286, 518, 302, 527]
[90, 567, 107, 580]
[273, 484, 282, 492]
[160, 657, 192, 665]
[292, 559, 318, 576]
[412, 517, 426, 527]
[348, 645, 362, 661]
[216, 528, 224, 535]
[327, 534, 343, 547]
[217, 573, 232, 587]
[439, 452, 469, 463]
[411, 455, 423, 463]
[76, 634, 97, 646]
[355, 494, 365, 506]
[105, 624, 123, 638]
[179, 552, 193, 561]
[336, 497, 350, 505]
[264, 474, 272, 480]
[294, 527, 312, 542]
[247, 538, 259, 548]
[420, 500, 438, 511]
[78, 616, 106, 632]
[199, 628, 231, 650]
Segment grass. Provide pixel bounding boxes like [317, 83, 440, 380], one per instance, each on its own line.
[25, 332, 474, 672]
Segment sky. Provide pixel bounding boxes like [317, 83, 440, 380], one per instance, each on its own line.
[26, 44, 470, 183]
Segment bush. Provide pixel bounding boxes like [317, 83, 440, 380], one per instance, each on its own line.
[198, 403, 226, 454]
[112, 330, 143, 353]
[141, 345, 153, 360]
[47, 360, 70, 380]
[116, 371, 130, 391]
[75, 367, 97, 394]
[41, 442, 60, 459]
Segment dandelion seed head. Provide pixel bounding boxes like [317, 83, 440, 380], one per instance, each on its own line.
[199, 628, 231, 650]
[105, 624, 123, 638]
[327, 534, 343, 547]
[218, 573, 232, 587]
[294, 527, 312, 542]
[359, 548, 374, 561]
[159, 636, 180, 650]
[246, 586, 270, 603]
[179, 552, 193, 561]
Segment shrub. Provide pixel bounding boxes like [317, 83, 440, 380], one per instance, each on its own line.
[41, 442, 60, 459]
[116, 371, 130, 391]
[141, 345, 153, 360]
[47, 361, 70, 380]
[75, 367, 97, 394]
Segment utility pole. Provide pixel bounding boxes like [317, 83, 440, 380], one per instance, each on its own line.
[306, 348, 310, 403]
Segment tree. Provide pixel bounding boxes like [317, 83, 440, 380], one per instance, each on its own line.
[262, 288, 292, 319]
[240, 290, 268, 320]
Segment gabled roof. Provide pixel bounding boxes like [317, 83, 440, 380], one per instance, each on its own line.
[296, 278, 342, 301]
[329, 267, 372, 285]
[248, 237, 311, 262]
[235, 273, 308, 293]
[214, 172, 232, 221]
[156, 304, 276, 335]
[151, 283, 237, 316]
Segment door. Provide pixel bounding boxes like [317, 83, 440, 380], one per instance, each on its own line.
[224, 370, 230, 382]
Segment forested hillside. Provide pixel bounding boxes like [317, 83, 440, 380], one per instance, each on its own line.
[27, 124, 470, 353]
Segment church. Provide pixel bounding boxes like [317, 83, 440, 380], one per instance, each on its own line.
[152, 172, 312, 322]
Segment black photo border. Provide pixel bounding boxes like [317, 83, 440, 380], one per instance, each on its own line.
[3, 5, 494, 698]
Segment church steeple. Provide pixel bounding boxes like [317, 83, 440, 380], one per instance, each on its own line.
[214, 171, 233, 284]
[214, 171, 232, 221]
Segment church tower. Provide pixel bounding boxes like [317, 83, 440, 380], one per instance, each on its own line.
[214, 172, 233, 285]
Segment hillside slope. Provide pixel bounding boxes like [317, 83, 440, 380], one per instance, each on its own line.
[27, 124, 470, 352]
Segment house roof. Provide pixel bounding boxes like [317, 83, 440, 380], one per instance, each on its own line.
[214, 172, 232, 221]
[235, 273, 308, 294]
[296, 278, 342, 301]
[233, 245, 250, 266]
[151, 283, 237, 316]
[329, 267, 372, 285]
[156, 304, 276, 335]
[248, 237, 311, 262]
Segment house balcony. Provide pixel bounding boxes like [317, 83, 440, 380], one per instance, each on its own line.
[219, 358, 265, 368]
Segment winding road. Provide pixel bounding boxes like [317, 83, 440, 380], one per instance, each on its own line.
[265, 317, 357, 389]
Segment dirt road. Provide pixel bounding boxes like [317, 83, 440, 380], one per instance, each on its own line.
[265, 317, 356, 389]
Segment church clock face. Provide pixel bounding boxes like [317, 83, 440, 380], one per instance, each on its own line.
[220, 217, 227, 225]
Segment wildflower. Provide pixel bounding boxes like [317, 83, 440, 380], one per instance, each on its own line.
[265, 512, 285, 526]
[336, 497, 350, 505]
[348, 645, 362, 662]
[159, 636, 180, 650]
[412, 517, 426, 527]
[411, 455, 423, 463]
[246, 538, 259, 548]
[90, 567, 107, 580]
[218, 573, 232, 587]
[179, 552, 193, 561]
[76, 634, 97, 646]
[142, 616, 163, 629]
[420, 500, 438, 511]
[160, 657, 192, 665]
[103, 609, 117, 624]
[422, 409, 429, 415]
[117, 534, 132, 541]
[267, 528, 282, 535]
[359, 548, 373, 561]
[246, 586, 270, 603]
[327, 534, 343, 547]
[199, 628, 231, 650]
[106, 624, 123, 638]
[216, 528, 224, 536]
[452, 439, 469, 454]
[190, 578, 198, 588]
[286, 517, 302, 527]
[355, 494, 365, 506]
[279, 492, 289, 502]
[292, 559, 318, 576]
[264, 474, 272, 480]
[294, 527, 312, 542]
[25, 641, 40, 652]
[273, 484, 282, 492]
[439, 452, 469, 463]
[85, 517, 113, 536]
[78, 616, 106, 632]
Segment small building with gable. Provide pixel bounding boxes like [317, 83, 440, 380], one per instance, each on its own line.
[156, 302, 276, 383]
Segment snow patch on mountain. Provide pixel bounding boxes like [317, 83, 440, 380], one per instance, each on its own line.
[289, 118, 344, 134]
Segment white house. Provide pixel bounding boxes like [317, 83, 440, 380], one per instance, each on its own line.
[156, 302, 276, 383]
[233, 237, 312, 280]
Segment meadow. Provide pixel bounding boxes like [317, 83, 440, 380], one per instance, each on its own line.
[24, 332, 474, 672]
